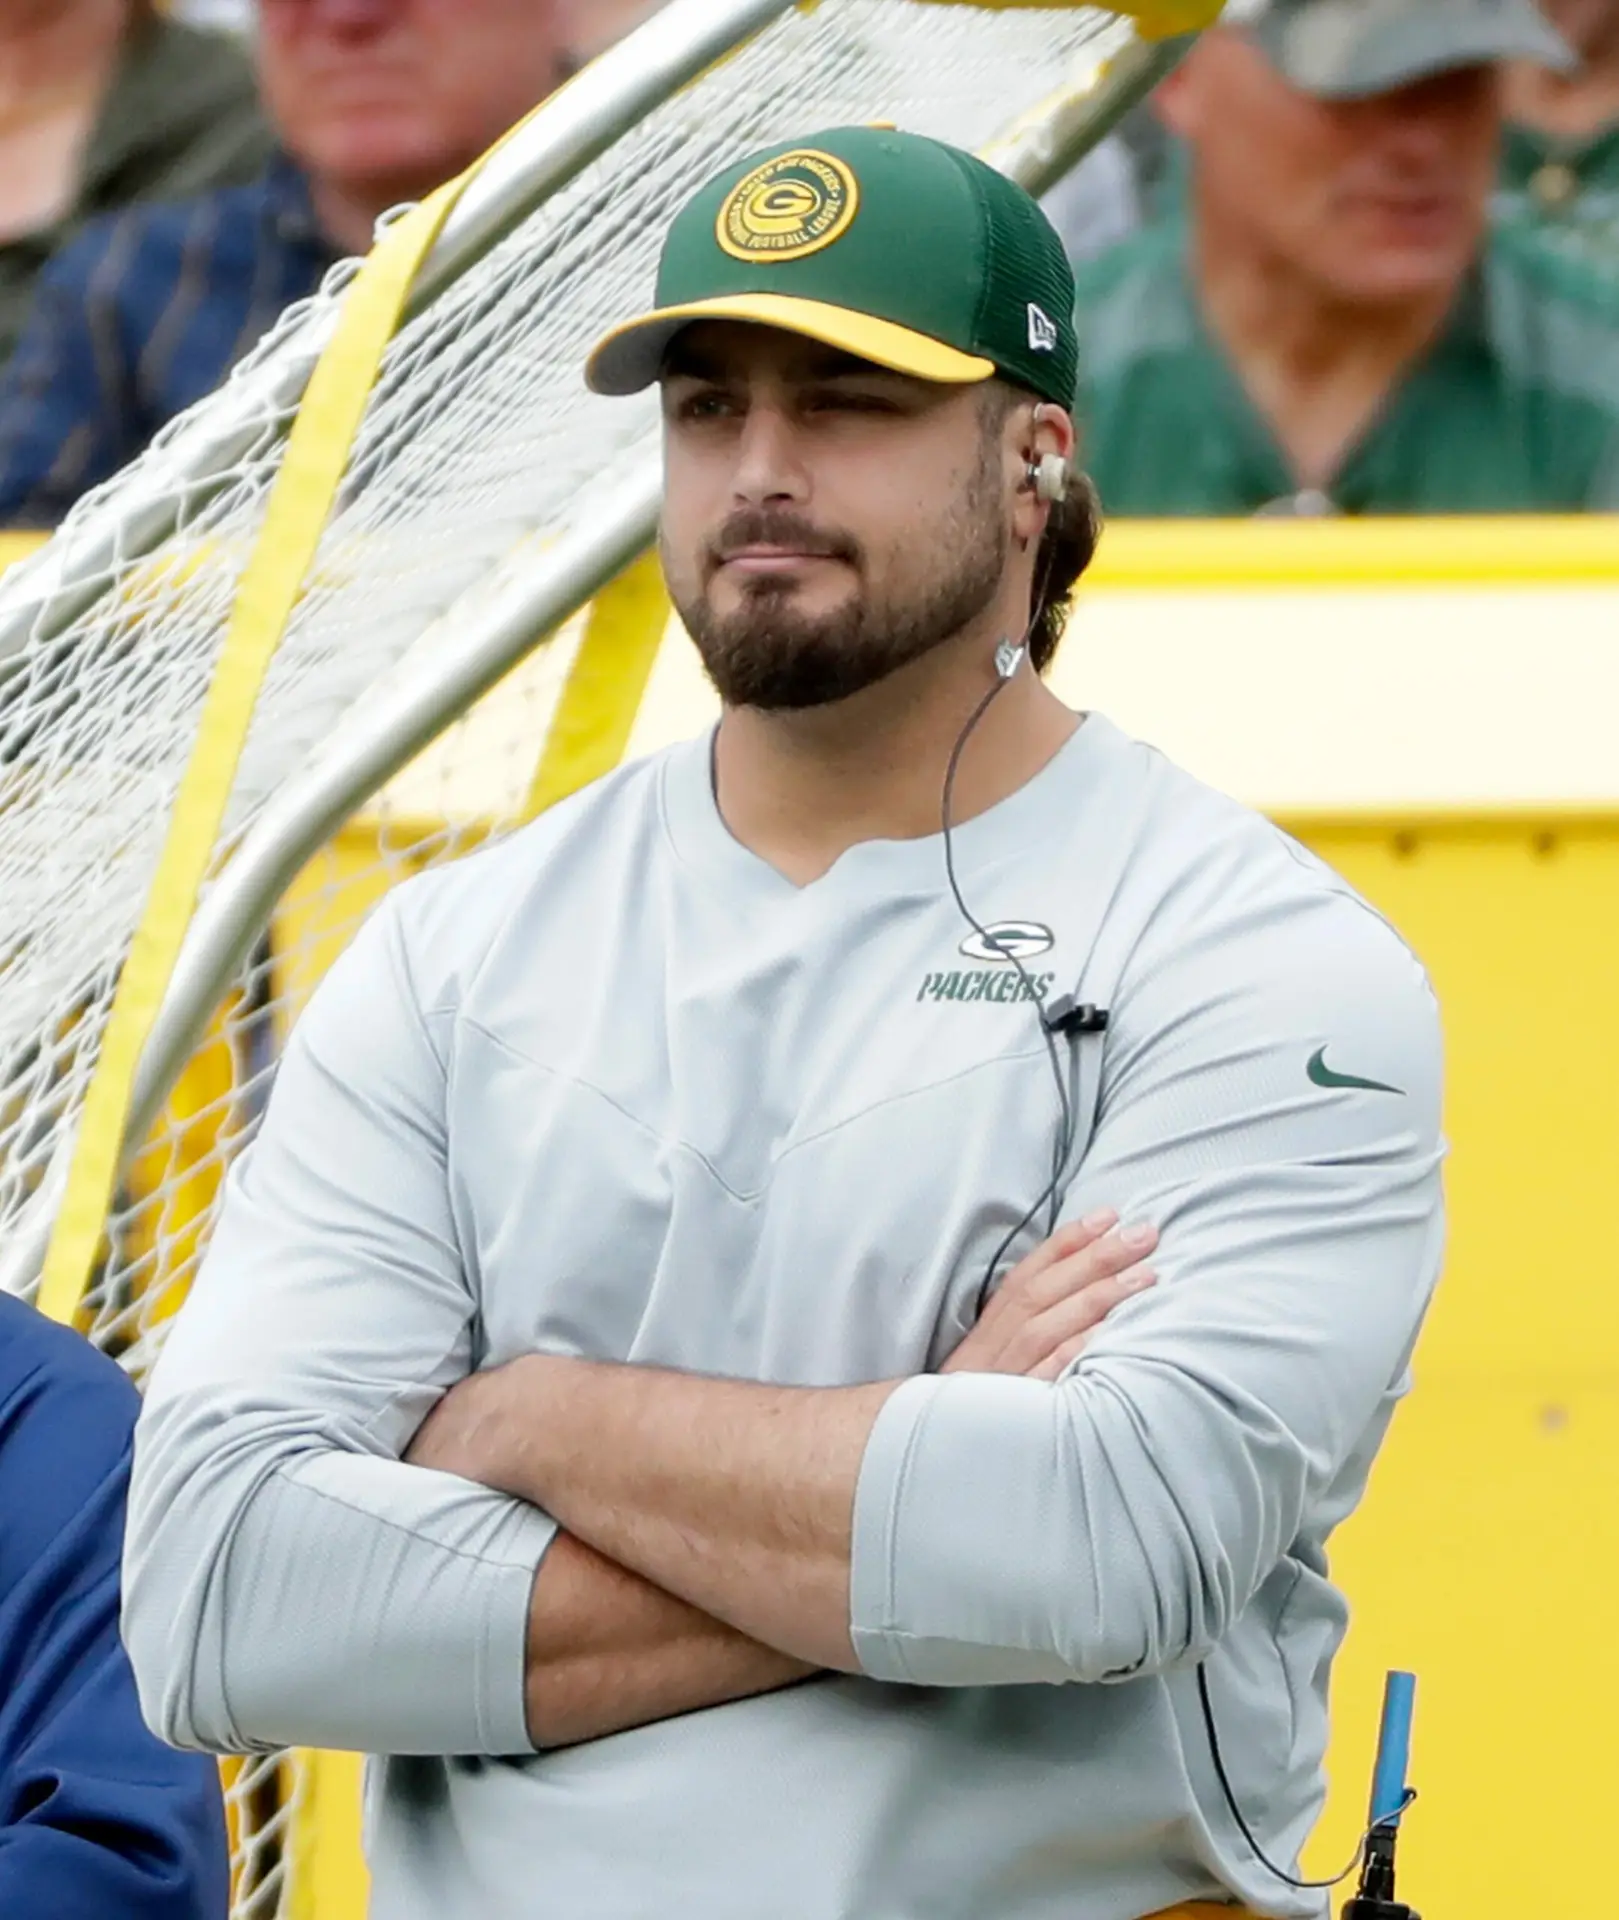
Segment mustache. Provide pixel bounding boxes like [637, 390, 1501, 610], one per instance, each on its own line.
[708, 510, 863, 570]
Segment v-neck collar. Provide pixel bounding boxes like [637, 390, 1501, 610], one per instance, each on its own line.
[659, 714, 1111, 904]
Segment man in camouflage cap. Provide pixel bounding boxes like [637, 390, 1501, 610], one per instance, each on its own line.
[1072, 0, 1619, 515]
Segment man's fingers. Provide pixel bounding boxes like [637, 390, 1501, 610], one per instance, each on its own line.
[1030, 1332, 1094, 1381]
[1010, 1264, 1158, 1375]
[1025, 1269, 1158, 1379]
[1020, 1220, 1157, 1312]
[945, 1214, 1158, 1378]
[999, 1209, 1118, 1296]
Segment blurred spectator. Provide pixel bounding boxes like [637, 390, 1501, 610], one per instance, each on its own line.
[0, 0, 266, 368]
[0, 0, 570, 530]
[1041, 137, 1142, 269]
[0, 1293, 229, 1919]
[1501, 0, 1619, 255]
[1070, 0, 1619, 516]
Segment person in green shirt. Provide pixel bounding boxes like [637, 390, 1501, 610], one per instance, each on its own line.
[0, 0, 267, 370]
[1500, 0, 1619, 265]
[1071, 0, 1619, 517]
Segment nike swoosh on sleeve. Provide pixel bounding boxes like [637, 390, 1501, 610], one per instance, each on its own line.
[1306, 1046, 1404, 1096]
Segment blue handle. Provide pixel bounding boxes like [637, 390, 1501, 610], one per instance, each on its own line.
[1368, 1670, 1417, 1827]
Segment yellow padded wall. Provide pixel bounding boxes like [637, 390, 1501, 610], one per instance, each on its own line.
[1295, 813, 1619, 1916]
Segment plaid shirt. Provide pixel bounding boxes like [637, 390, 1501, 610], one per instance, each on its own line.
[0, 15, 269, 369]
[0, 159, 339, 530]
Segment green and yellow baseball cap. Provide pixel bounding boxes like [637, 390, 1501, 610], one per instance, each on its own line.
[585, 125, 1079, 407]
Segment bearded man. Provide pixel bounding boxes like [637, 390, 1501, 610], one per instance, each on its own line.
[125, 127, 1444, 1920]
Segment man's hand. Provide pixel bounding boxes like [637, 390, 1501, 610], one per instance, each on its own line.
[401, 1210, 1156, 1689]
[943, 1209, 1157, 1380]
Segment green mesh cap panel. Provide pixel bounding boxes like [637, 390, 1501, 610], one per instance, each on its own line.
[652, 126, 1079, 406]
[936, 140, 1080, 405]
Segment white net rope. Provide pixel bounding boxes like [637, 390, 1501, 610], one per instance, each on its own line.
[0, 3, 1130, 1910]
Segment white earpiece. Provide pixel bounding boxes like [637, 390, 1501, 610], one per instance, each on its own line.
[1024, 404, 1070, 504]
[1027, 452, 1069, 504]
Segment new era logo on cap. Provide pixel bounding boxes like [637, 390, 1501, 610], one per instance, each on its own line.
[1027, 303, 1058, 353]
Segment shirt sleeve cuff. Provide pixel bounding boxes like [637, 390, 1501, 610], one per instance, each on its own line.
[217, 1454, 559, 1756]
[848, 1371, 1082, 1689]
[476, 1532, 552, 1755]
[849, 1374, 946, 1683]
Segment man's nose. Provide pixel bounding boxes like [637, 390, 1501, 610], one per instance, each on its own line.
[732, 405, 808, 507]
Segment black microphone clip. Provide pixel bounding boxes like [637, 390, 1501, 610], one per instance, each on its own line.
[1043, 995, 1109, 1038]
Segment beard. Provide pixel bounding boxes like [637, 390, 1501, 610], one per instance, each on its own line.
[666, 444, 1009, 712]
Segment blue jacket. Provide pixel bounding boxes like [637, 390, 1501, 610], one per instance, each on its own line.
[0, 1293, 228, 1918]
[0, 157, 338, 529]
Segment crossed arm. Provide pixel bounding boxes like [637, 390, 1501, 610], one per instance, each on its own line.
[124, 886, 1442, 1762]
[406, 1214, 1156, 1746]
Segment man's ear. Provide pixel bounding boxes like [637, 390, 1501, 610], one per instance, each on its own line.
[1027, 403, 1077, 481]
[1011, 403, 1077, 545]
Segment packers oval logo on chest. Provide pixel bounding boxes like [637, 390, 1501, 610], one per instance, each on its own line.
[717, 150, 860, 262]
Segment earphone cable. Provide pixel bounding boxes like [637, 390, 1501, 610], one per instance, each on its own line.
[940, 693, 1075, 1313]
[939, 527, 1075, 1312]
[935, 463, 1405, 1897]
[1195, 1664, 1412, 1892]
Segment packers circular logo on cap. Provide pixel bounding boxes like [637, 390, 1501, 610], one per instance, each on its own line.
[716, 149, 860, 263]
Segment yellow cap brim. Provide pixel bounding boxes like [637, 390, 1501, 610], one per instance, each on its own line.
[584, 293, 996, 396]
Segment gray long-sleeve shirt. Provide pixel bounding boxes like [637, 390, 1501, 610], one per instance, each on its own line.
[125, 714, 1444, 1920]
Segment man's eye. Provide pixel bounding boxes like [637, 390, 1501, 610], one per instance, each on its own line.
[677, 391, 735, 421]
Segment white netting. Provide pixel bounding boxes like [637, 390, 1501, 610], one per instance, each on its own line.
[0, 3, 1135, 1911]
